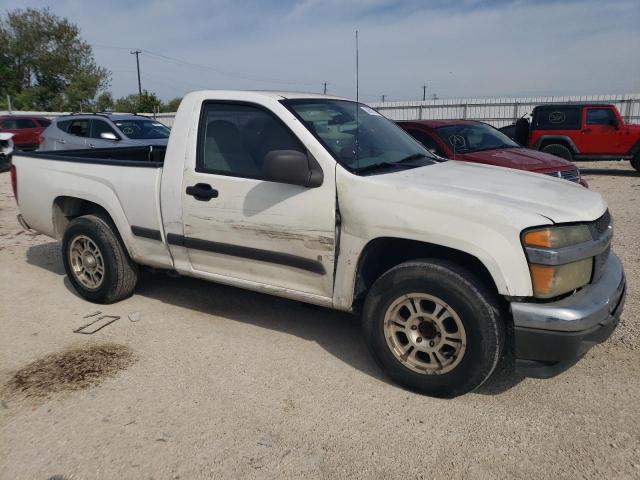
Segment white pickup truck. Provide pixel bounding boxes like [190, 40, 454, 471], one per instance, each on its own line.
[11, 91, 626, 397]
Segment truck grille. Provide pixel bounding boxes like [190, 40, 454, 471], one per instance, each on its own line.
[593, 209, 611, 235]
[589, 209, 612, 282]
[544, 168, 580, 183]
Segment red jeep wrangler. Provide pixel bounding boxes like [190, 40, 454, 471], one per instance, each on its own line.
[512, 104, 640, 172]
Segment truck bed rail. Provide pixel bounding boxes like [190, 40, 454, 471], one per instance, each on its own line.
[18, 145, 165, 168]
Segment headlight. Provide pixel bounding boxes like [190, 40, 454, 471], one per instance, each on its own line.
[522, 225, 593, 299]
[523, 225, 591, 248]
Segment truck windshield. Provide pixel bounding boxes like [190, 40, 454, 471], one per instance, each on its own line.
[435, 123, 519, 153]
[282, 99, 435, 174]
[113, 119, 170, 139]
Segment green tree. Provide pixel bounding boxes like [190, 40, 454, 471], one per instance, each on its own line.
[165, 97, 182, 112]
[96, 92, 114, 111]
[115, 90, 163, 113]
[0, 7, 110, 111]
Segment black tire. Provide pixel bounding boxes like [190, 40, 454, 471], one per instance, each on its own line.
[362, 259, 505, 398]
[631, 153, 640, 173]
[541, 143, 573, 161]
[62, 214, 138, 304]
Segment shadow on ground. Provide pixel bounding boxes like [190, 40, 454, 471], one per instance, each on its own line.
[26, 241, 524, 396]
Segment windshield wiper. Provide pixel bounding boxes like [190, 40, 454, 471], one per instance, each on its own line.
[355, 153, 433, 175]
[355, 161, 401, 174]
[396, 152, 430, 163]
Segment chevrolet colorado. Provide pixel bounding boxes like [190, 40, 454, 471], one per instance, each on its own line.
[11, 91, 626, 397]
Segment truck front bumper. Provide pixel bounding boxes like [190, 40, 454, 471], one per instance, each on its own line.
[510, 254, 626, 378]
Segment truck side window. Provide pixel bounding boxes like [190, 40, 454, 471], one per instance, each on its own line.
[586, 108, 615, 126]
[198, 103, 305, 179]
[68, 119, 89, 137]
[533, 107, 580, 130]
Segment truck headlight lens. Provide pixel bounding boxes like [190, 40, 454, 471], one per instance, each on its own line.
[522, 225, 594, 298]
[529, 259, 593, 299]
[523, 225, 591, 249]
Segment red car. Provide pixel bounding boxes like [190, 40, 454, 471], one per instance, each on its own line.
[511, 104, 640, 172]
[398, 119, 586, 186]
[0, 115, 51, 151]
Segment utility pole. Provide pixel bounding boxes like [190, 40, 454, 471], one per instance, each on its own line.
[6, 95, 12, 114]
[323, 82, 327, 94]
[381, 94, 386, 103]
[130, 49, 142, 100]
[422, 83, 427, 101]
[432, 93, 438, 101]
[355, 30, 359, 103]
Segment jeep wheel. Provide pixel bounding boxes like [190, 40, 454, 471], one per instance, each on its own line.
[631, 153, 640, 173]
[362, 259, 505, 398]
[62, 214, 138, 304]
[542, 143, 573, 161]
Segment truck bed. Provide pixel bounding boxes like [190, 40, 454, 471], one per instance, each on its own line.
[18, 145, 166, 167]
[12, 145, 173, 269]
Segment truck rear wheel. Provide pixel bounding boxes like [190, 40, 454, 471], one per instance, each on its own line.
[362, 259, 505, 398]
[62, 214, 138, 304]
[541, 143, 573, 161]
[631, 153, 640, 173]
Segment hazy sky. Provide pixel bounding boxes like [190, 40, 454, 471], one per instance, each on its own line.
[4, 0, 640, 102]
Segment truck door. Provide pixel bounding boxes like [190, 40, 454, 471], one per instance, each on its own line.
[580, 107, 624, 154]
[179, 101, 336, 299]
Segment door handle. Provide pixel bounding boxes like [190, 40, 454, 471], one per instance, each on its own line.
[186, 183, 219, 201]
[88, 143, 95, 148]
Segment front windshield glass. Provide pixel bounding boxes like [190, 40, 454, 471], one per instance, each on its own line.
[283, 99, 435, 173]
[113, 119, 170, 139]
[435, 123, 519, 153]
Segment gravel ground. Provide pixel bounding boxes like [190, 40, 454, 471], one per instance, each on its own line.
[0, 161, 639, 479]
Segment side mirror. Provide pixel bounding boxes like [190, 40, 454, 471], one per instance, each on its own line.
[263, 150, 323, 188]
[100, 132, 119, 141]
[610, 117, 619, 129]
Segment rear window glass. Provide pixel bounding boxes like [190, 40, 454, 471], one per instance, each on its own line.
[533, 107, 580, 130]
[1, 118, 36, 129]
[38, 118, 51, 127]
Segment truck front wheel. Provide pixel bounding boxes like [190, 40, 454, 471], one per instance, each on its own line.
[362, 260, 505, 398]
[631, 153, 640, 172]
[541, 143, 573, 161]
[62, 214, 138, 304]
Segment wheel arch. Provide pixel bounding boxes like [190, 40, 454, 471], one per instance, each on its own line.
[534, 135, 580, 154]
[51, 197, 135, 261]
[352, 237, 505, 311]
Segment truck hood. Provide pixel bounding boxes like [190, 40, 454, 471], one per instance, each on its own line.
[366, 160, 605, 224]
[457, 147, 574, 172]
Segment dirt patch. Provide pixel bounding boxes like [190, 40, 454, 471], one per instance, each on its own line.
[5, 343, 136, 398]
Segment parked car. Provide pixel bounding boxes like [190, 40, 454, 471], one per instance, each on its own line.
[0, 132, 14, 171]
[11, 91, 625, 398]
[40, 113, 170, 150]
[0, 115, 50, 151]
[398, 119, 586, 186]
[500, 104, 640, 171]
